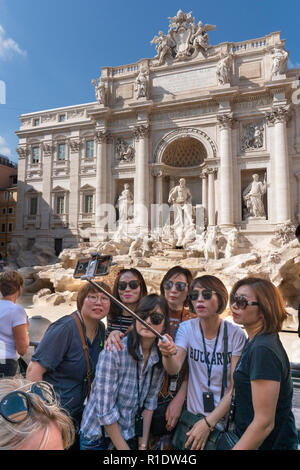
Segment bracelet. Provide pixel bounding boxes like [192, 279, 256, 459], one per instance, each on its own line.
[203, 416, 214, 432]
[139, 444, 147, 449]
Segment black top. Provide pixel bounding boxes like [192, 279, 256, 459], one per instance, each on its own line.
[32, 312, 105, 423]
[233, 333, 298, 450]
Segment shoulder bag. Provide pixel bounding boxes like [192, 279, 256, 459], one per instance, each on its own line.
[172, 321, 239, 450]
[72, 312, 92, 398]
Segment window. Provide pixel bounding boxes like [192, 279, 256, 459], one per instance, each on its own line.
[27, 238, 35, 250]
[56, 196, 65, 214]
[32, 147, 40, 164]
[8, 223, 12, 232]
[59, 114, 66, 122]
[33, 118, 40, 126]
[8, 207, 13, 214]
[58, 143, 66, 161]
[3, 191, 8, 200]
[29, 197, 38, 216]
[84, 194, 93, 213]
[2, 208, 6, 215]
[1, 224, 5, 233]
[86, 140, 94, 159]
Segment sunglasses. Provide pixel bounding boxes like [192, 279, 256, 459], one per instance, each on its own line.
[230, 295, 259, 310]
[137, 310, 165, 325]
[189, 289, 216, 301]
[0, 381, 56, 424]
[164, 280, 187, 292]
[118, 280, 140, 291]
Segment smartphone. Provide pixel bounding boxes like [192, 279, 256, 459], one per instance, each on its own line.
[73, 254, 112, 278]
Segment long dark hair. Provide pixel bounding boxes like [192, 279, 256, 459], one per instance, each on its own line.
[108, 268, 148, 322]
[127, 294, 170, 365]
[160, 265, 193, 307]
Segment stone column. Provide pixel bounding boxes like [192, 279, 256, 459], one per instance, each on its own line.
[295, 172, 300, 222]
[266, 106, 290, 223]
[134, 124, 149, 230]
[200, 170, 208, 222]
[152, 169, 163, 232]
[95, 130, 109, 238]
[207, 168, 217, 226]
[15, 147, 28, 235]
[217, 113, 234, 226]
[69, 138, 81, 238]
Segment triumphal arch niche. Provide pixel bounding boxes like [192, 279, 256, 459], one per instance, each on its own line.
[14, 8, 300, 255]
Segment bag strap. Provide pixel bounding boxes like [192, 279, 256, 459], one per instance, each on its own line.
[220, 321, 228, 399]
[72, 312, 92, 398]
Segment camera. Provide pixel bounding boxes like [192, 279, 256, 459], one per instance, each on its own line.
[73, 253, 112, 279]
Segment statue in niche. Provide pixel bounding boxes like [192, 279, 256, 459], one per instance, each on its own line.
[243, 173, 267, 218]
[216, 54, 232, 86]
[150, 31, 174, 65]
[135, 67, 149, 99]
[91, 78, 106, 105]
[116, 184, 133, 223]
[271, 48, 289, 78]
[115, 138, 135, 162]
[168, 178, 193, 247]
[241, 123, 264, 151]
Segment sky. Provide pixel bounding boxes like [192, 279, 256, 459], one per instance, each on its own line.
[0, 0, 299, 164]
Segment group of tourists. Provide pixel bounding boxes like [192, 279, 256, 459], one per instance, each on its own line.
[0, 260, 298, 452]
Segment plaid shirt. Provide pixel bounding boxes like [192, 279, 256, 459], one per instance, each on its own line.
[80, 337, 165, 441]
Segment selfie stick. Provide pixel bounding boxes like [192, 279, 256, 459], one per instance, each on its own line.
[82, 276, 169, 343]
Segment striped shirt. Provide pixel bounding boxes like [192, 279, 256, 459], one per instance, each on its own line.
[106, 313, 133, 336]
[80, 336, 165, 441]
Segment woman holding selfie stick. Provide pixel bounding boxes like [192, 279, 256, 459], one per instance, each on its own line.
[158, 275, 246, 450]
[80, 294, 169, 450]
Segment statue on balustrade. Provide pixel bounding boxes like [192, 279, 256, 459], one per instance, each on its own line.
[243, 173, 267, 218]
[168, 178, 193, 247]
[135, 67, 149, 99]
[91, 78, 106, 105]
[216, 54, 232, 86]
[271, 48, 289, 78]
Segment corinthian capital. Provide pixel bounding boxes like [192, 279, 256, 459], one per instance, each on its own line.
[265, 105, 290, 125]
[134, 124, 150, 141]
[69, 139, 81, 152]
[95, 131, 111, 144]
[16, 146, 28, 159]
[217, 113, 234, 129]
[207, 167, 218, 176]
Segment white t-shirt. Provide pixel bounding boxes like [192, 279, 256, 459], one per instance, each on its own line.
[0, 300, 27, 360]
[175, 318, 246, 418]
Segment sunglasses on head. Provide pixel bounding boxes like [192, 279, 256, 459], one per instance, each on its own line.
[118, 280, 140, 291]
[164, 280, 187, 292]
[189, 289, 216, 301]
[137, 310, 165, 325]
[0, 381, 56, 424]
[230, 294, 259, 310]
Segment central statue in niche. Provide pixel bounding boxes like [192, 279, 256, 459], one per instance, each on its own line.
[168, 178, 193, 247]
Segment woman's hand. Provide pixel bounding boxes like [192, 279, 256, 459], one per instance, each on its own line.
[185, 418, 211, 450]
[157, 334, 176, 357]
[165, 395, 184, 431]
[104, 330, 124, 352]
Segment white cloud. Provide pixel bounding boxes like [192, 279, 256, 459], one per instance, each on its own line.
[288, 59, 300, 69]
[0, 25, 26, 60]
[0, 136, 12, 156]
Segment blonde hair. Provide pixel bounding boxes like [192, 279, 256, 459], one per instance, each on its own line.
[0, 377, 75, 450]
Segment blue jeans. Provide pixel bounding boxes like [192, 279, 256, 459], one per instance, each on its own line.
[80, 433, 110, 450]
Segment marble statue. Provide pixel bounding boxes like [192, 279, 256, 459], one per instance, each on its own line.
[135, 67, 149, 99]
[191, 21, 215, 52]
[150, 31, 174, 65]
[116, 184, 133, 222]
[91, 78, 106, 105]
[271, 48, 289, 78]
[243, 173, 267, 218]
[216, 54, 232, 86]
[168, 178, 193, 247]
[225, 227, 239, 259]
[204, 226, 219, 261]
